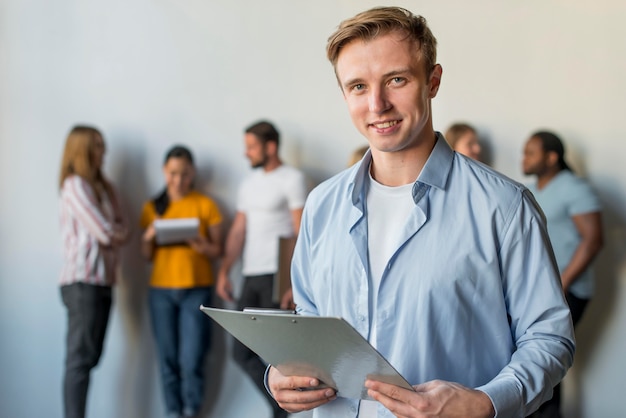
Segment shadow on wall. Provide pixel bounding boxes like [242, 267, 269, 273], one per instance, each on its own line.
[195, 151, 230, 417]
[479, 132, 494, 167]
[107, 130, 158, 418]
[562, 176, 626, 418]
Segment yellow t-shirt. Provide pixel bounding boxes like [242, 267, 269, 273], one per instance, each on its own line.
[140, 191, 222, 288]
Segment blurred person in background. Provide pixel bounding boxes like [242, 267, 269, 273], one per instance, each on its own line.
[348, 145, 370, 166]
[141, 145, 224, 418]
[445, 122, 483, 162]
[217, 120, 308, 418]
[58, 125, 129, 418]
[523, 130, 604, 418]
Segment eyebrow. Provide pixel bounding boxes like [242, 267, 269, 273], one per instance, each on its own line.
[341, 68, 413, 90]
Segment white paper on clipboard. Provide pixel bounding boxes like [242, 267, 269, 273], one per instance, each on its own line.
[200, 306, 413, 400]
[154, 218, 199, 245]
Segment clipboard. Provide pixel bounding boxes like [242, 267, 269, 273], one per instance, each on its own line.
[200, 306, 413, 400]
[154, 218, 199, 245]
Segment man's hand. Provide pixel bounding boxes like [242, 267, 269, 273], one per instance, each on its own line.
[268, 366, 336, 413]
[216, 271, 234, 303]
[365, 379, 495, 418]
[280, 287, 295, 310]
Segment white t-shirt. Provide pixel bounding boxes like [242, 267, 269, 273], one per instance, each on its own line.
[237, 164, 307, 276]
[360, 172, 415, 417]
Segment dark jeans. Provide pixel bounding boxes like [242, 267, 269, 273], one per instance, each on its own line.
[529, 291, 589, 418]
[149, 286, 213, 417]
[234, 274, 287, 418]
[61, 282, 112, 418]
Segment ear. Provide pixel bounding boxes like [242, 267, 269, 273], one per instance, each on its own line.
[546, 151, 559, 168]
[428, 64, 443, 98]
[265, 140, 278, 156]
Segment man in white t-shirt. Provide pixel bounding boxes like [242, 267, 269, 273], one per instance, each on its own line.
[217, 120, 307, 418]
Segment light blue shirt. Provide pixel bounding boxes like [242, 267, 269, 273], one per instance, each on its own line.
[527, 170, 601, 299]
[291, 135, 575, 418]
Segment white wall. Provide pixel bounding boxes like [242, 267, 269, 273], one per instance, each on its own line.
[1, 1, 625, 417]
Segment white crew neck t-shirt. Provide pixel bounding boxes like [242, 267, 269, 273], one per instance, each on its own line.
[360, 171, 415, 417]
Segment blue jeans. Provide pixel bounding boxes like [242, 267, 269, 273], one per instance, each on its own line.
[149, 287, 213, 417]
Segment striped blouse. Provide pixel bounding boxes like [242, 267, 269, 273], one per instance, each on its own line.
[59, 175, 125, 286]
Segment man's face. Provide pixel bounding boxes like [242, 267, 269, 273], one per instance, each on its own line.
[335, 31, 441, 154]
[522, 136, 549, 176]
[245, 133, 267, 168]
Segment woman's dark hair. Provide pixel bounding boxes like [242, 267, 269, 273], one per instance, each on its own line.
[153, 145, 195, 215]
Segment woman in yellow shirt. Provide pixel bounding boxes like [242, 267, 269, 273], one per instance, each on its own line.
[140, 145, 223, 418]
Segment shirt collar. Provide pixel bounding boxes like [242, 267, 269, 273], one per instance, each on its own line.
[418, 132, 454, 191]
[349, 132, 454, 205]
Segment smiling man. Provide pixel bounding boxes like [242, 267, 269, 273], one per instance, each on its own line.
[266, 7, 575, 418]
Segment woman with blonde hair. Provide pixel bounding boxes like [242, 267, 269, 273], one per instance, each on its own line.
[445, 122, 482, 161]
[58, 125, 128, 418]
[348, 145, 370, 166]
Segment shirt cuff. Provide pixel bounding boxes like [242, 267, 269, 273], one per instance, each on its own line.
[264, 364, 275, 398]
[476, 378, 523, 418]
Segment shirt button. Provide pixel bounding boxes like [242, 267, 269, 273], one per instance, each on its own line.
[359, 315, 365, 321]
[351, 406, 357, 412]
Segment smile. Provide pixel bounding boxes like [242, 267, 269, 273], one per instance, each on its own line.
[372, 120, 399, 129]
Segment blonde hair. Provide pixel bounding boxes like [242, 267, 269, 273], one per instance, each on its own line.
[444, 123, 476, 149]
[326, 7, 437, 75]
[58, 125, 109, 200]
[348, 145, 369, 166]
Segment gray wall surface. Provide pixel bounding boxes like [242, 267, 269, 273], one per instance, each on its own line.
[1, 1, 625, 417]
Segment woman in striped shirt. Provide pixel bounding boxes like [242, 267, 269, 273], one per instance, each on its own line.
[58, 125, 128, 418]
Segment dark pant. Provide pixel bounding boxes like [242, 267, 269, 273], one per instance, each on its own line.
[530, 291, 589, 418]
[234, 274, 287, 418]
[61, 283, 112, 418]
[149, 286, 213, 417]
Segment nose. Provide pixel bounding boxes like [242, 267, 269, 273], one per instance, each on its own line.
[173, 174, 183, 188]
[368, 86, 391, 114]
